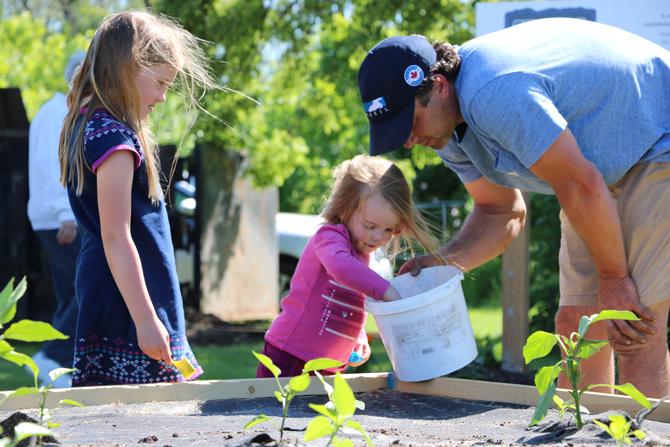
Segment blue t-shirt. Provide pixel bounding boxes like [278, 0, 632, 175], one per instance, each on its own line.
[437, 18, 670, 194]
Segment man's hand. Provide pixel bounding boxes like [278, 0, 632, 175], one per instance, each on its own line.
[599, 276, 656, 350]
[57, 220, 78, 245]
[398, 254, 442, 277]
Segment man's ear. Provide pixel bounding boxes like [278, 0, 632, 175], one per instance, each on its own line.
[432, 74, 450, 98]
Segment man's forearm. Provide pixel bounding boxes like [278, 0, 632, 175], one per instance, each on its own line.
[442, 203, 525, 272]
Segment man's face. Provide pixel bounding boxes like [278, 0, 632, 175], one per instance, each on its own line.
[404, 90, 459, 150]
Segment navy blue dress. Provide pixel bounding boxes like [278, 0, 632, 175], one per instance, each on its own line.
[67, 110, 202, 386]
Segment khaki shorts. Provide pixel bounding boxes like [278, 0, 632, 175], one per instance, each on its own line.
[559, 162, 670, 307]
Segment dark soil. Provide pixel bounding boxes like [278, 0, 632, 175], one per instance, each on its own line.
[2, 389, 670, 447]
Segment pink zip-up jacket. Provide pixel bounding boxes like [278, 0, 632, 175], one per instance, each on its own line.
[265, 224, 391, 365]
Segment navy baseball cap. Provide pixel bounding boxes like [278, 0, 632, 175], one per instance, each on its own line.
[358, 35, 436, 156]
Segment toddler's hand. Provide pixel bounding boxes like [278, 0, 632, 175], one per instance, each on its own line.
[348, 339, 371, 367]
[381, 285, 402, 302]
[136, 316, 174, 366]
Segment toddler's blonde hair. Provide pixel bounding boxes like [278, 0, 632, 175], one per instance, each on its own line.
[321, 154, 438, 261]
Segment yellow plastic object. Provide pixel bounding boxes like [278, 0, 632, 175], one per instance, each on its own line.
[173, 358, 197, 380]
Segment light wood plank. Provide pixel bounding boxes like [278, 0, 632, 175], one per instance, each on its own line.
[0, 373, 389, 411]
[501, 191, 531, 373]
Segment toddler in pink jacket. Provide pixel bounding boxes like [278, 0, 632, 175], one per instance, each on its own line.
[258, 154, 438, 377]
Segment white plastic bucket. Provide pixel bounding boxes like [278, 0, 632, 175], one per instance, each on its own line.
[365, 266, 478, 382]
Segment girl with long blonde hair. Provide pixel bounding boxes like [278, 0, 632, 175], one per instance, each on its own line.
[59, 10, 220, 386]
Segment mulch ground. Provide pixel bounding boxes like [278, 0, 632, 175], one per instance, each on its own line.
[2, 389, 670, 447]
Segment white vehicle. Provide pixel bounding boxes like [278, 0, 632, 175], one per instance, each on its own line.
[276, 212, 394, 302]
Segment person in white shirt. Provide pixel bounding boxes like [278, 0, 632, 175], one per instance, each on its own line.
[26, 50, 85, 388]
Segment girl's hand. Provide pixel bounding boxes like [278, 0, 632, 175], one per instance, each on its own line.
[136, 317, 174, 366]
[381, 285, 402, 302]
[349, 339, 371, 367]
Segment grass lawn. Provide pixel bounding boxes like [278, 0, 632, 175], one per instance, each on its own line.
[0, 307, 506, 391]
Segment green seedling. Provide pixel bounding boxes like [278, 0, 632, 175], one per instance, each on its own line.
[313, 370, 365, 412]
[0, 367, 86, 430]
[0, 277, 85, 445]
[0, 422, 56, 447]
[524, 310, 652, 428]
[0, 277, 68, 375]
[245, 352, 343, 439]
[594, 414, 645, 447]
[305, 373, 373, 447]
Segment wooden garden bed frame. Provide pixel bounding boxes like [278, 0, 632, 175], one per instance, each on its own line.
[2, 373, 669, 423]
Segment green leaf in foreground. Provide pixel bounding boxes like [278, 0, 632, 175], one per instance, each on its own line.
[13, 422, 55, 442]
[252, 351, 280, 378]
[244, 414, 274, 429]
[523, 331, 558, 364]
[3, 320, 68, 342]
[530, 380, 557, 426]
[304, 358, 343, 372]
[305, 415, 332, 441]
[584, 383, 651, 409]
[590, 310, 639, 324]
[577, 339, 609, 359]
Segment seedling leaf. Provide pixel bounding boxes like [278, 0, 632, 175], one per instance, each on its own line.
[309, 403, 337, 420]
[578, 315, 591, 337]
[49, 368, 78, 382]
[590, 310, 639, 324]
[523, 331, 558, 363]
[0, 277, 26, 326]
[13, 422, 54, 442]
[304, 358, 343, 372]
[47, 421, 61, 428]
[252, 351, 280, 378]
[289, 373, 310, 393]
[1, 351, 37, 376]
[332, 374, 356, 415]
[577, 339, 609, 359]
[244, 414, 272, 429]
[534, 365, 560, 395]
[332, 438, 354, 447]
[0, 341, 12, 357]
[0, 386, 39, 406]
[585, 383, 651, 409]
[314, 370, 334, 398]
[631, 430, 645, 440]
[274, 391, 283, 403]
[530, 380, 556, 426]
[346, 420, 373, 447]
[608, 415, 629, 439]
[59, 399, 86, 408]
[304, 415, 332, 441]
[3, 320, 67, 342]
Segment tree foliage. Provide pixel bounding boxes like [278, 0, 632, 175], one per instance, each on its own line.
[154, 0, 477, 212]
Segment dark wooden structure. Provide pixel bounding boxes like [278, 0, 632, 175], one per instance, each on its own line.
[0, 88, 54, 321]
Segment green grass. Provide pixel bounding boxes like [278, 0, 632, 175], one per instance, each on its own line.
[193, 341, 265, 380]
